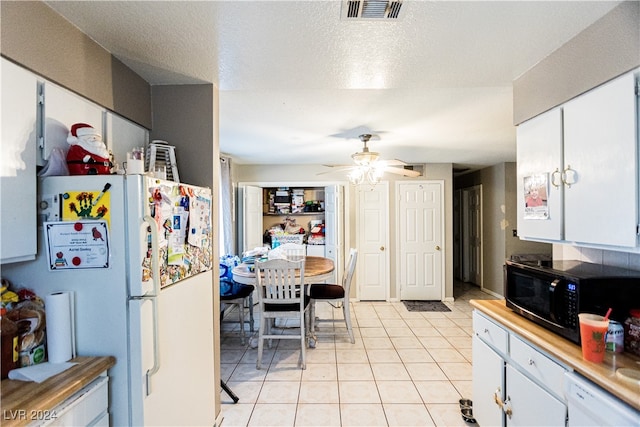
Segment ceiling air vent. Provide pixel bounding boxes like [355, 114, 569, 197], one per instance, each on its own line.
[343, 0, 403, 20]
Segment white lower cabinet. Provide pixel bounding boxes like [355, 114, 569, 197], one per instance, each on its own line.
[505, 364, 566, 427]
[473, 311, 568, 427]
[40, 375, 109, 427]
[472, 334, 505, 427]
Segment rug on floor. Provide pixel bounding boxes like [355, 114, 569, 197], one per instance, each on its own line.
[402, 300, 451, 312]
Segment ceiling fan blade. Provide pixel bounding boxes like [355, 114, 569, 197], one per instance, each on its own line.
[322, 165, 355, 170]
[382, 159, 409, 166]
[317, 165, 357, 176]
[383, 166, 421, 177]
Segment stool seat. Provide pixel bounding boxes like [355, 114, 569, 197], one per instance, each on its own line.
[309, 284, 344, 299]
[221, 282, 254, 300]
[220, 279, 255, 344]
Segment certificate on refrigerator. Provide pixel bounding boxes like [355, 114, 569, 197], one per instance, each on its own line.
[44, 220, 110, 270]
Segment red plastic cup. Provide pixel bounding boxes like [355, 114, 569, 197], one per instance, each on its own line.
[578, 313, 609, 363]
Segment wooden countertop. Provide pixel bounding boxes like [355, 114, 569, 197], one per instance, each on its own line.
[471, 299, 640, 411]
[1, 356, 116, 427]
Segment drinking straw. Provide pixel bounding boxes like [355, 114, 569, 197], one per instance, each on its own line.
[604, 307, 612, 320]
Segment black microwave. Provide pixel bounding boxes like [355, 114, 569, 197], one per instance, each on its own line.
[504, 259, 640, 344]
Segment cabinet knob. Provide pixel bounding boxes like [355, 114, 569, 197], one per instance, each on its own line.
[435, 245, 441, 251]
[380, 246, 385, 251]
[528, 358, 535, 366]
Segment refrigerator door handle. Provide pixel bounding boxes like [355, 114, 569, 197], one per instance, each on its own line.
[145, 295, 160, 396]
[143, 215, 161, 297]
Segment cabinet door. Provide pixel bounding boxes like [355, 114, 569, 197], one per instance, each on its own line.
[1, 58, 38, 264]
[472, 335, 505, 427]
[105, 112, 148, 171]
[563, 72, 638, 247]
[516, 107, 563, 240]
[505, 364, 566, 427]
[42, 81, 104, 163]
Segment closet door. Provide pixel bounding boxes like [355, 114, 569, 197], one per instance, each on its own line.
[240, 185, 264, 254]
[324, 185, 343, 284]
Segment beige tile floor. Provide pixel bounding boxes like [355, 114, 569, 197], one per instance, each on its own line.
[219, 282, 498, 427]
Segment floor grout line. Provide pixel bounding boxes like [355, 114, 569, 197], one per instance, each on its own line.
[220, 282, 496, 426]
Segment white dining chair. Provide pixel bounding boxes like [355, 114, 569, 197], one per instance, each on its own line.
[278, 242, 306, 261]
[255, 257, 310, 369]
[309, 248, 357, 344]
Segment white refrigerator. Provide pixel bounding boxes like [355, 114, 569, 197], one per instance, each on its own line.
[3, 174, 216, 426]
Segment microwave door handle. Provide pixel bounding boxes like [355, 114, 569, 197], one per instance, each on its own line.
[549, 279, 561, 322]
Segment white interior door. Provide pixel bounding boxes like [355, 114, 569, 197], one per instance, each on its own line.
[324, 185, 343, 284]
[398, 182, 444, 301]
[468, 186, 482, 285]
[241, 185, 263, 253]
[462, 185, 482, 285]
[357, 183, 389, 301]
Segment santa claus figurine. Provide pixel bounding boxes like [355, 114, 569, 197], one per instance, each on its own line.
[66, 123, 112, 175]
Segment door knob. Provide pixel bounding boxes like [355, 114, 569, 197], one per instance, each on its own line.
[435, 245, 441, 250]
[380, 246, 385, 251]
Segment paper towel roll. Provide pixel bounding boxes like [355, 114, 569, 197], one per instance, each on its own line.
[45, 292, 76, 363]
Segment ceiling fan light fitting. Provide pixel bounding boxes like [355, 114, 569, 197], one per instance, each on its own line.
[351, 150, 380, 165]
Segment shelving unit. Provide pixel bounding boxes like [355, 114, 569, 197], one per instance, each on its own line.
[262, 187, 325, 254]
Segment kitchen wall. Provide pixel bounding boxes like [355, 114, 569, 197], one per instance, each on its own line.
[513, 0, 640, 125]
[0, 1, 151, 129]
[455, 163, 552, 296]
[234, 163, 455, 300]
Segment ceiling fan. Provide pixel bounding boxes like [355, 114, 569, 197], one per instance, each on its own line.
[322, 134, 421, 184]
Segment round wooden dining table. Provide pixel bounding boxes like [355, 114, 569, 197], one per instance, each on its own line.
[231, 256, 335, 285]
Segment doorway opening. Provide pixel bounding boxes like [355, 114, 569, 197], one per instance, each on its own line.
[454, 185, 483, 291]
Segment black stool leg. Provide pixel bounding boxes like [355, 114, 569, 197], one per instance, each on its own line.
[221, 380, 239, 403]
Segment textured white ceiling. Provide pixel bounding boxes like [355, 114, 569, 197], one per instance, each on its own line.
[45, 0, 620, 169]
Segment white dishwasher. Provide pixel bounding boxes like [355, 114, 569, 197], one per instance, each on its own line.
[564, 371, 640, 426]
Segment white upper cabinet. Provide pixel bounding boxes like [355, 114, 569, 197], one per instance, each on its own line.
[563, 72, 638, 247]
[1, 58, 38, 264]
[517, 70, 639, 248]
[42, 81, 104, 165]
[516, 107, 564, 240]
[105, 112, 148, 171]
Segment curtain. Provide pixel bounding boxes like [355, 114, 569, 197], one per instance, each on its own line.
[219, 156, 234, 255]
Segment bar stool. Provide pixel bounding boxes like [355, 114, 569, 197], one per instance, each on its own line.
[220, 278, 255, 345]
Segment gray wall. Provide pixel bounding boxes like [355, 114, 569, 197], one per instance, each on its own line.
[151, 85, 216, 189]
[456, 163, 551, 296]
[514, 1, 640, 125]
[0, 1, 151, 129]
